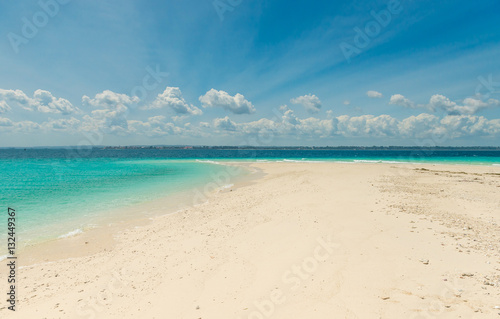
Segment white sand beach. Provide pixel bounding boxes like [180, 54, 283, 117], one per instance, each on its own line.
[1, 162, 499, 318]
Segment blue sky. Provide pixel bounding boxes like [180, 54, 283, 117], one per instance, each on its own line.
[1, 0, 499, 146]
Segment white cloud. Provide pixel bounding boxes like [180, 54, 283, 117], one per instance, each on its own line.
[0, 85, 499, 143]
[128, 116, 182, 137]
[1, 110, 499, 142]
[367, 90, 383, 98]
[290, 94, 322, 114]
[398, 113, 441, 138]
[240, 118, 280, 136]
[390, 93, 500, 115]
[389, 94, 417, 109]
[82, 90, 139, 133]
[13, 120, 41, 133]
[429, 95, 499, 115]
[0, 117, 14, 127]
[295, 117, 335, 137]
[207, 112, 500, 141]
[0, 89, 79, 114]
[282, 109, 299, 125]
[144, 87, 202, 115]
[0, 101, 11, 114]
[213, 116, 237, 131]
[343, 100, 351, 106]
[42, 117, 81, 132]
[336, 115, 398, 137]
[200, 89, 256, 114]
[82, 90, 139, 110]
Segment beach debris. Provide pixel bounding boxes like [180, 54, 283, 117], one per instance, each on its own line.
[420, 259, 429, 265]
[462, 273, 474, 277]
[494, 306, 500, 309]
[196, 305, 200, 310]
[381, 296, 390, 300]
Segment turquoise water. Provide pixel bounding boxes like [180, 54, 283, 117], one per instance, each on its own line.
[0, 148, 498, 248]
[0, 157, 244, 246]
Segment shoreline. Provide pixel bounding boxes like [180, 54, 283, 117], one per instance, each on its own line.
[10, 162, 261, 266]
[1, 162, 499, 318]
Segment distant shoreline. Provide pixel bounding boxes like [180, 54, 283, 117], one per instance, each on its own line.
[1, 145, 500, 151]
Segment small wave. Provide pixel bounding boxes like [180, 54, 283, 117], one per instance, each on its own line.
[492, 164, 500, 166]
[58, 229, 83, 239]
[282, 159, 326, 163]
[353, 160, 381, 163]
[0, 255, 8, 262]
[352, 160, 405, 164]
[219, 184, 234, 191]
[195, 159, 221, 165]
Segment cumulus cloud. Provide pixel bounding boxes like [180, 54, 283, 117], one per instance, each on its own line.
[82, 90, 139, 133]
[1, 109, 499, 142]
[367, 90, 383, 98]
[0, 101, 11, 114]
[213, 116, 237, 131]
[14, 121, 41, 133]
[0, 89, 79, 114]
[82, 90, 139, 110]
[0, 117, 14, 127]
[128, 116, 183, 137]
[1, 85, 499, 143]
[144, 87, 202, 115]
[343, 100, 351, 106]
[429, 95, 499, 115]
[290, 94, 322, 114]
[42, 117, 81, 132]
[389, 94, 417, 109]
[199, 111, 500, 141]
[398, 113, 441, 138]
[199, 89, 256, 114]
[336, 115, 398, 137]
[390, 93, 500, 115]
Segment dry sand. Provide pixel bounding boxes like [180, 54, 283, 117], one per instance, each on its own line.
[1, 162, 499, 318]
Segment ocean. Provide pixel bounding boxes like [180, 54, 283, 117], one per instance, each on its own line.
[1, 148, 499, 249]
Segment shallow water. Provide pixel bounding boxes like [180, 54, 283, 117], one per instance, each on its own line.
[0, 148, 498, 246]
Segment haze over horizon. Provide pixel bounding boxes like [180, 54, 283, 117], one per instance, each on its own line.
[1, 0, 500, 147]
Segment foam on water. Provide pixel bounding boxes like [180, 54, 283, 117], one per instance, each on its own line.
[58, 229, 83, 239]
